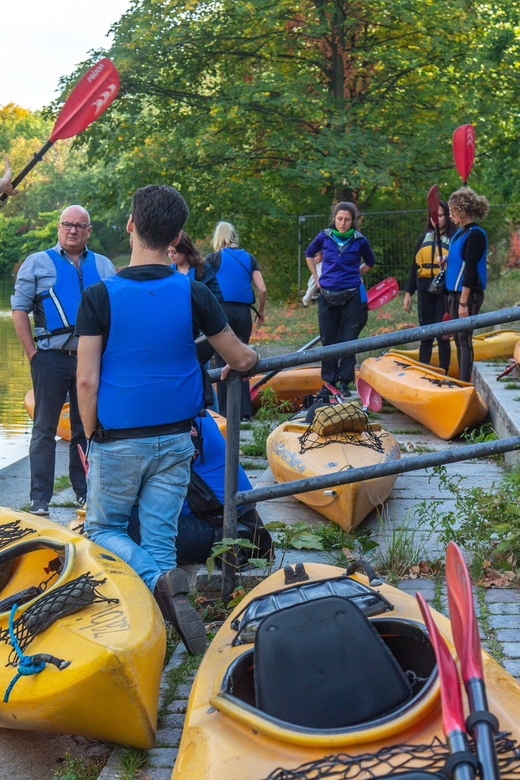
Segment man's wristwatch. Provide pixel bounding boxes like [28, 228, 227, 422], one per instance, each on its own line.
[459, 301, 468, 308]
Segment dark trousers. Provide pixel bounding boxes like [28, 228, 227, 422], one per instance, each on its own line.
[318, 288, 361, 385]
[214, 302, 253, 418]
[448, 290, 484, 382]
[417, 290, 451, 373]
[29, 349, 87, 501]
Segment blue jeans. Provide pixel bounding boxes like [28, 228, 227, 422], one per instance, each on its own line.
[85, 432, 193, 591]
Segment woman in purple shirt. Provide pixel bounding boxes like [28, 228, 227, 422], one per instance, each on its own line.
[305, 202, 375, 399]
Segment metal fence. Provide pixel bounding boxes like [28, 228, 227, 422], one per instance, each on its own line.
[297, 204, 520, 294]
[209, 305, 520, 598]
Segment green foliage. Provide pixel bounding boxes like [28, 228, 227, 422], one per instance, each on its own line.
[413, 464, 520, 579]
[51, 753, 105, 780]
[118, 748, 149, 779]
[374, 509, 425, 582]
[241, 387, 291, 456]
[265, 519, 323, 568]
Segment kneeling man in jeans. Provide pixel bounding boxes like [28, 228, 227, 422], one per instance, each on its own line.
[75, 184, 258, 654]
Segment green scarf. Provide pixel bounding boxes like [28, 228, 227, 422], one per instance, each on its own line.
[331, 228, 355, 241]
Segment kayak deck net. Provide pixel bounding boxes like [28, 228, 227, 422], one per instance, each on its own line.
[299, 403, 385, 454]
[0, 521, 36, 549]
[260, 733, 520, 780]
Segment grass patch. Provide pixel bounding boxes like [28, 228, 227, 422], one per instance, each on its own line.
[158, 654, 202, 723]
[505, 382, 520, 390]
[391, 428, 424, 435]
[374, 510, 425, 583]
[240, 459, 267, 469]
[52, 753, 106, 780]
[117, 748, 149, 780]
[54, 474, 72, 493]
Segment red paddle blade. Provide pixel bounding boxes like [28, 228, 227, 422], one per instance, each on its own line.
[446, 541, 483, 683]
[77, 444, 89, 478]
[356, 377, 383, 412]
[417, 592, 467, 737]
[427, 185, 440, 224]
[50, 58, 120, 142]
[453, 125, 475, 184]
[366, 277, 399, 310]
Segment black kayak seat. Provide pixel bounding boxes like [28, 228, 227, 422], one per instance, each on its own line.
[254, 595, 413, 729]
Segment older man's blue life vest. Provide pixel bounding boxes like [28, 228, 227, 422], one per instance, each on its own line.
[446, 226, 487, 292]
[215, 248, 254, 304]
[34, 249, 101, 336]
[97, 272, 203, 429]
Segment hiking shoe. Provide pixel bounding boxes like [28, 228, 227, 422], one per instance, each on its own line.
[154, 568, 207, 655]
[30, 500, 49, 516]
[338, 382, 351, 398]
[75, 495, 87, 508]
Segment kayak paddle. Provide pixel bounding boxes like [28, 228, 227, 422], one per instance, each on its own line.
[453, 125, 476, 186]
[446, 541, 500, 780]
[416, 593, 477, 780]
[356, 377, 382, 412]
[427, 184, 445, 264]
[250, 335, 321, 401]
[0, 58, 119, 205]
[367, 277, 399, 310]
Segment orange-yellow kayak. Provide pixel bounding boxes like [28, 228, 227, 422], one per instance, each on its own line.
[266, 418, 400, 531]
[24, 390, 227, 439]
[250, 366, 323, 411]
[0, 507, 165, 748]
[391, 329, 520, 379]
[359, 353, 488, 439]
[172, 562, 520, 780]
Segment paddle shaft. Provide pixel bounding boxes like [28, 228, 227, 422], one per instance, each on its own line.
[465, 677, 500, 780]
[447, 731, 477, 780]
[0, 140, 53, 205]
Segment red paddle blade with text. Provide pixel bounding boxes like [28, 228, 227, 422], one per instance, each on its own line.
[51, 58, 120, 142]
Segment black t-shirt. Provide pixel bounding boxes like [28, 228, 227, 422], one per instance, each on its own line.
[75, 265, 227, 347]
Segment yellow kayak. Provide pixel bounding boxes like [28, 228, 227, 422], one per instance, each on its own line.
[251, 366, 323, 411]
[172, 561, 520, 780]
[24, 389, 227, 439]
[360, 353, 488, 439]
[391, 329, 520, 379]
[0, 507, 165, 748]
[266, 416, 400, 531]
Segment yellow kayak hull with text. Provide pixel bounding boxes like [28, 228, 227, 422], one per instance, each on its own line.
[0, 508, 165, 748]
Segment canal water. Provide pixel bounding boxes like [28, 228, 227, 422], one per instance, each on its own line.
[0, 277, 33, 467]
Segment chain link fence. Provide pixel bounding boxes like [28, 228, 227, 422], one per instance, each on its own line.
[297, 205, 520, 294]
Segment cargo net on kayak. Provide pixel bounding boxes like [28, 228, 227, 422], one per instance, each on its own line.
[0, 573, 119, 666]
[299, 402, 384, 454]
[260, 733, 520, 780]
[0, 520, 36, 549]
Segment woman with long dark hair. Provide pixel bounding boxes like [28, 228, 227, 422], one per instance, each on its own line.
[403, 199, 456, 372]
[168, 231, 222, 303]
[305, 202, 375, 399]
[446, 187, 489, 382]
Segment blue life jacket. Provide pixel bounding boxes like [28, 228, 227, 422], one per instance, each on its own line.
[446, 226, 487, 292]
[97, 272, 203, 429]
[215, 248, 254, 304]
[34, 249, 101, 336]
[360, 281, 367, 305]
[172, 264, 196, 281]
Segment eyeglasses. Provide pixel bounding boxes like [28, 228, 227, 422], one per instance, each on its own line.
[60, 221, 90, 232]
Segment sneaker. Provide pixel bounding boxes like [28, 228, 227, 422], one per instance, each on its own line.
[75, 495, 87, 508]
[153, 568, 207, 655]
[30, 500, 49, 516]
[338, 382, 351, 398]
[316, 385, 332, 402]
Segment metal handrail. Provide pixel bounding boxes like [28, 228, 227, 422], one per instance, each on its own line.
[211, 305, 520, 597]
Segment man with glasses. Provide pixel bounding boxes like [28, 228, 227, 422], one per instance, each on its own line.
[11, 205, 115, 515]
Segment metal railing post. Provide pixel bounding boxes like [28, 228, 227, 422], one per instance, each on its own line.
[221, 372, 242, 599]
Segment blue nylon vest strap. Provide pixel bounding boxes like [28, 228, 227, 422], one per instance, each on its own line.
[97, 273, 203, 429]
[216, 248, 254, 304]
[171, 264, 196, 280]
[359, 281, 367, 304]
[37, 249, 101, 334]
[446, 226, 487, 292]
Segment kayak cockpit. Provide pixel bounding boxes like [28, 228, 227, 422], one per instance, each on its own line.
[212, 584, 440, 746]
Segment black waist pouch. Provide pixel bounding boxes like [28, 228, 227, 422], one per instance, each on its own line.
[320, 288, 358, 307]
